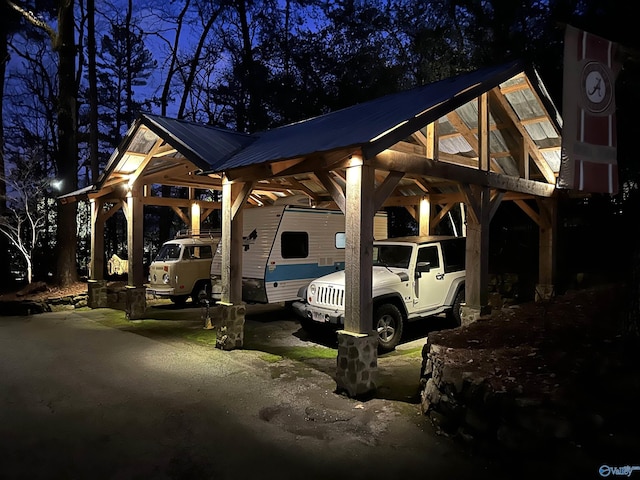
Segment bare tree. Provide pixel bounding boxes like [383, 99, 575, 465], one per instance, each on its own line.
[0, 157, 50, 284]
[7, 0, 79, 287]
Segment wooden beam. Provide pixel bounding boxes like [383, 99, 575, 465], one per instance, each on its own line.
[492, 88, 557, 184]
[514, 199, 541, 226]
[431, 202, 455, 229]
[315, 170, 346, 214]
[405, 205, 417, 221]
[171, 206, 190, 226]
[142, 196, 221, 209]
[224, 149, 358, 182]
[373, 171, 404, 212]
[371, 149, 556, 197]
[488, 191, 505, 221]
[478, 93, 490, 172]
[129, 138, 165, 187]
[231, 181, 255, 220]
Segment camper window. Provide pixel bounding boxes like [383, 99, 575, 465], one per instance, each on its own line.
[281, 232, 309, 258]
[335, 232, 346, 249]
[184, 245, 213, 260]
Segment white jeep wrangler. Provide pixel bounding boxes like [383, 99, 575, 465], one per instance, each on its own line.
[292, 236, 465, 352]
[147, 231, 220, 305]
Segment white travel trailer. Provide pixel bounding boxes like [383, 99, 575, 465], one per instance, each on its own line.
[210, 196, 387, 304]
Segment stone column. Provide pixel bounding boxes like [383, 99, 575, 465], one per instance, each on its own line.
[215, 303, 246, 350]
[87, 279, 108, 308]
[125, 286, 147, 320]
[335, 331, 378, 398]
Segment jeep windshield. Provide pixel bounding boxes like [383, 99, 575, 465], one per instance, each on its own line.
[155, 243, 182, 261]
[373, 245, 412, 269]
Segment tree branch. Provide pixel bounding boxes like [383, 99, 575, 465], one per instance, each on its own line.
[5, 0, 58, 47]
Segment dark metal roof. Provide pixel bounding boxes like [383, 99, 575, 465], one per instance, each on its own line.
[207, 60, 526, 172]
[141, 113, 255, 170]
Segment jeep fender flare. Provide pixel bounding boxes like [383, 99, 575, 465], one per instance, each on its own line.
[445, 278, 465, 306]
[372, 292, 408, 319]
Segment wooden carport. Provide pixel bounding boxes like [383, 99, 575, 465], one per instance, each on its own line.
[67, 59, 561, 397]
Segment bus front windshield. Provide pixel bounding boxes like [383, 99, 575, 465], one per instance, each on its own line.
[155, 244, 182, 261]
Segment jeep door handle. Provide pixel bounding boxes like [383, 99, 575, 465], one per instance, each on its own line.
[436, 273, 444, 280]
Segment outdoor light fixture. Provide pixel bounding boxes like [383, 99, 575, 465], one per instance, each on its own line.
[346, 154, 364, 167]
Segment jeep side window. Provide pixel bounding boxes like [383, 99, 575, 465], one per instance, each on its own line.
[417, 246, 439, 269]
[442, 238, 465, 273]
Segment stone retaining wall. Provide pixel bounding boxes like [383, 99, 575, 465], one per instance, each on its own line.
[0, 293, 88, 316]
[418, 340, 595, 453]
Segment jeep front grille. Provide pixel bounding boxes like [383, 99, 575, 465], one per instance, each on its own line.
[315, 285, 345, 308]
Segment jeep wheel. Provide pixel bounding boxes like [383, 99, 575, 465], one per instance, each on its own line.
[374, 303, 404, 353]
[448, 289, 465, 327]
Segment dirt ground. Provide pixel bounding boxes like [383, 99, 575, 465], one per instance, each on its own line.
[4, 280, 639, 445]
[0, 280, 89, 301]
[6, 281, 637, 398]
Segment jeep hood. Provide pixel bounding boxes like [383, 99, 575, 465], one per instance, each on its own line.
[312, 267, 408, 287]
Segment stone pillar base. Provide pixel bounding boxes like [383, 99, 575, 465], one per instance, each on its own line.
[87, 280, 108, 309]
[460, 304, 491, 327]
[215, 303, 246, 350]
[535, 284, 555, 302]
[335, 331, 378, 398]
[125, 286, 147, 320]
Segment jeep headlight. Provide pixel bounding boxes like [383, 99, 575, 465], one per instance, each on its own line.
[309, 283, 316, 296]
[162, 273, 170, 284]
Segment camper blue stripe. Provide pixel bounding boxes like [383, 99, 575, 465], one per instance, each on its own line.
[265, 263, 345, 282]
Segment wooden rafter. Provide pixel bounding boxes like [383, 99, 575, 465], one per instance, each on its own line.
[492, 87, 557, 184]
[372, 149, 555, 197]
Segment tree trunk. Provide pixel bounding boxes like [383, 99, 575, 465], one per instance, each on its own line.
[54, 0, 79, 286]
[0, 30, 10, 283]
[87, 0, 99, 184]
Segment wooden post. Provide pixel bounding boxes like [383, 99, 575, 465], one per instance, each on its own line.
[536, 197, 557, 301]
[418, 195, 431, 236]
[89, 198, 104, 280]
[343, 160, 375, 334]
[191, 202, 201, 236]
[216, 176, 253, 350]
[220, 177, 246, 305]
[120, 184, 146, 319]
[336, 157, 378, 398]
[126, 186, 145, 287]
[461, 185, 491, 324]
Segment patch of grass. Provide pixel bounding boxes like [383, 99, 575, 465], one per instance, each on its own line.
[182, 329, 217, 346]
[393, 346, 424, 358]
[259, 352, 284, 363]
[94, 310, 131, 328]
[269, 345, 337, 361]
